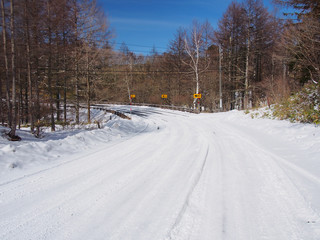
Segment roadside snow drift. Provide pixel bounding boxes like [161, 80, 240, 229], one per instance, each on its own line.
[0, 106, 320, 240]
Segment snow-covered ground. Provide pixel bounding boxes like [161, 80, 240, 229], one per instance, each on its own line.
[0, 105, 320, 240]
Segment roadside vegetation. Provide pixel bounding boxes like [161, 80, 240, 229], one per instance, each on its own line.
[272, 83, 320, 124]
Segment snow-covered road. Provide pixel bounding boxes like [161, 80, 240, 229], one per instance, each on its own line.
[1, 106, 320, 239]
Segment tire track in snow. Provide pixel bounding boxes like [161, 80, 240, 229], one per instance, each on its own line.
[221, 120, 320, 219]
[2, 107, 319, 239]
[0, 142, 161, 240]
[0, 116, 160, 239]
[165, 144, 209, 240]
[1, 109, 193, 240]
[163, 123, 227, 240]
[224, 120, 320, 186]
[97, 115, 205, 240]
[212, 119, 320, 239]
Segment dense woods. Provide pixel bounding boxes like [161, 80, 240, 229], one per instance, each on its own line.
[1, 0, 319, 139]
[1, 0, 110, 139]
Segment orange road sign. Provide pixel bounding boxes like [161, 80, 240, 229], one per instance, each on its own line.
[130, 94, 136, 99]
[193, 94, 202, 99]
[161, 94, 167, 99]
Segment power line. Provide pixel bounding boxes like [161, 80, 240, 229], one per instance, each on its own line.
[112, 42, 168, 50]
[13, 42, 168, 55]
[111, 42, 169, 55]
[3, 65, 217, 75]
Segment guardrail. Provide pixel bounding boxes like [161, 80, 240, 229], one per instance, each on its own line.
[79, 105, 131, 120]
[77, 102, 199, 121]
[95, 102, 198, 114]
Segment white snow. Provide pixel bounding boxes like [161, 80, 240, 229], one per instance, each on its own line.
[0, 106, 320, 240]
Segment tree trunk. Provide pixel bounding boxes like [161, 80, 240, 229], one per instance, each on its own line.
[55, 31, 60, 122]
[8, 0, 18, 139]
[1, 0, 12, 128]
[126, 57, 133, 104]
[244, 29, 250, 110]
[219, 45, 223, 110]
[86, 49, 90, 123]
[0, 67, 3, 125]
[184, 26, 201, 111]
[74, 1, 80, 124]
[228, 37, 232, 110]
[75, 53, 80, 124]
[47, 0, 55, 131]
[282, 58, 287, 97]
[18, 67, 22, 129]
[24, 0, 34, 132]
[63, 30, 67, 124]
[33, 32, 41, 131]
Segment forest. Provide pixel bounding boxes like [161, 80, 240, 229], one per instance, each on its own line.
[0, 0, 319, 140]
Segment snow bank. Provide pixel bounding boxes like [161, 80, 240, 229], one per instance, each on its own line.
[0, 109, 149, 182]
[217, 109, 320, 168]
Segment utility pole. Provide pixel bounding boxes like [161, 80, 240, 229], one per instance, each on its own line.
[219, 45, 223, 111]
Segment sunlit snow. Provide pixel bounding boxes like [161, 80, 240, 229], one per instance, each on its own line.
[1, 106, 320, 239]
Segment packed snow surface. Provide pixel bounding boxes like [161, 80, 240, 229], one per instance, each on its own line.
[0, 105, 320, 240]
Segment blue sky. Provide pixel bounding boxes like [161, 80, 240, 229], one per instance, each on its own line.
[97, 0, 276, 55]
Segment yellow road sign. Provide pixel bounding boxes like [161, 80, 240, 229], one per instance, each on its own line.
[161, 94, 167, 99]
[130, 94, 136, 98]
[193, 94, 202, 99]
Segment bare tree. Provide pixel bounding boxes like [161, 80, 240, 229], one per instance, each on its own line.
[183, 20, 211, 110]
[275, 0, 320, 84]
[45, 0, 55, 131]
[214, 1, 247, 110]
[24, 0, 34, 132]
[165, 27, 189, 105]
[283, 15, 320, 84]
[120, 43, 135, 104]
[9, 0, 15, 133]
[215, 0, 280, 109]
[8, 0, 19, 139]
[1, 0, 12, 128]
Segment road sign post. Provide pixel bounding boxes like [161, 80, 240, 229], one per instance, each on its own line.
[193, 94, 201, 99]
[130, 94, 135, 113]
[161, 94, 168, 105]
[193, 94, 201, 113]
